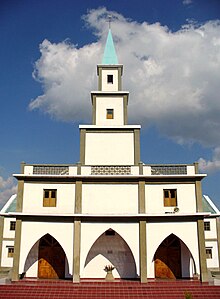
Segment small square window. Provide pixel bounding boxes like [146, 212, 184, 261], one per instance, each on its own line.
[163, 189, 177, 207]
[107, 74, 113, 84]
[10, 221, 16, 231]
[106, 109, 114, 119]
[206, 248, 212, 259]
[204, 221, 211, 231]
[8, 247, 14, 258]
[43, 189, 57, 207]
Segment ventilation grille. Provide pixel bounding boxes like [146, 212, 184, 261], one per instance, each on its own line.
[91, 166, 131, 175]
[33, 166, 69, 175]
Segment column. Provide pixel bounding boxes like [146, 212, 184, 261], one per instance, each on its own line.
[197, 219, 208, 282]
[73, 180, 82, 283]
[11, 219, 22, 281]
[139, 220, 147, 283]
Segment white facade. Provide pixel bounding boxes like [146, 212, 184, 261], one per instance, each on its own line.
[0, 29, 220, 283]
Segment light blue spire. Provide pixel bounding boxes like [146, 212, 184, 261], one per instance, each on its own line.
[102, 29, 118, 65]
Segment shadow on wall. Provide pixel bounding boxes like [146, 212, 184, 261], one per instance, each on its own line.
[84, 229, 137, 279]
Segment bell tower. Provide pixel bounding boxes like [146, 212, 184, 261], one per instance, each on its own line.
[79, 28, 141, 166]
[92, 29, 128, 126]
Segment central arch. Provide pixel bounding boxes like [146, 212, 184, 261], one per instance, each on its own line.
[83, 229, 137, 279]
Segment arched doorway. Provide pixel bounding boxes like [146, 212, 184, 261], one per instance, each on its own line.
[83, 229, 137, 279]
[38, 234, 65, 279]
[154, 234, 181, 279]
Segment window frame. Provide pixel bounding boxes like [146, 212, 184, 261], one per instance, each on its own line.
[163, 189, 177, 207]
[7, 247, 14, 258]
[10, 221, 16, 231]
[43, 189, 57, 207]
[204, 221, 211, 231]
[205, 247, 212, 259]
[106, 108, 114, 119]
[107, 74, 113, 84]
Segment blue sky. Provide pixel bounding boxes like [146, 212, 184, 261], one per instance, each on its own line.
[1, 0, 220, 208]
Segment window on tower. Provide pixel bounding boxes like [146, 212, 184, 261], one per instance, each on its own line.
[106, 109, 114, 119]
[43, 189, 57, 207]
[163, 189, 177, 207]
[107, 74, 113, 84]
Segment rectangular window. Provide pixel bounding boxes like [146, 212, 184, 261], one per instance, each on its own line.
[107, 74, 113, 84]
[163, 189, 177, 207]
[206, 248, 212, 259]
[8, 247, 14, 258]
[43, 189, 57, 207]
[204, 221, 211, 231]
[106, 109, 114, 119]
[10, 221, 16, 231]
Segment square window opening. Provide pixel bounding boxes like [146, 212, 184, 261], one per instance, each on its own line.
[10, 221, 16, 231]
[43, 189, 57, 207]
[206, 248, 212, 259]
[163, 189, 177, 207]
[106, 109, 114, 119]
[204, 221, 211, 231]
[107, 74, 113, 84]
[8, 247, 14, 258]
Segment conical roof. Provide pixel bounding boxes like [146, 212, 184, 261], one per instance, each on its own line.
[102, 29, 118, 65]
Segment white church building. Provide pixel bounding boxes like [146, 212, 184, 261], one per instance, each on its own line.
[0, 29, 220, 283]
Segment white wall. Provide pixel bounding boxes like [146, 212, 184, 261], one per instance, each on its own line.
[22, 183, 75, 214]
[3, 217, 16, 239]
[204, 218, 217, 239]
[82, 184, 138, 214]
[96, 96, 124, 126]
[205, 240, 219, 268]
[146, 222, 200, 278]
[145, 184, 197, 214]
[85, 132, 134, 165]
[1, 240, 14, 267]
[80, 223, 139, 278]
[19, 221, 73, 276]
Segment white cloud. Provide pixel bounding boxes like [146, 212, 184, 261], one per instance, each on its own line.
[30, 8, 220, 169]
[0, 176, 17, 209]
[199, 147, 220, 173]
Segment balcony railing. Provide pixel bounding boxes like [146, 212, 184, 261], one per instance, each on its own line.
[151, 165, 187, 175]
[25, 164, 193, 176]
[91, 166, 131, 175]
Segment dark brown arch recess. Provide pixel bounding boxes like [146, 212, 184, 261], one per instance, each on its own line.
[84, 229, 137, 279]
[154, 234, 182, 279]
[38, 234, 66, 279]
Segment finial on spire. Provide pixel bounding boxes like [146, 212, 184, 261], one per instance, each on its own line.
[107, 15, 112, 29]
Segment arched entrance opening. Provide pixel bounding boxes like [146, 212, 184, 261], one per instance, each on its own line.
[83, 229, 137, 279]
[38, 234, 66, 279]
[154, 234, 181, 279]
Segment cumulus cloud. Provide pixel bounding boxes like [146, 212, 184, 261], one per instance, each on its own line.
[198, 147, 220, 173]
[0, 176, 17, 209]
[30, 8, 220, 171]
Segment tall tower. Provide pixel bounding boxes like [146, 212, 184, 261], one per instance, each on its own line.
[79, 29, 141, 166]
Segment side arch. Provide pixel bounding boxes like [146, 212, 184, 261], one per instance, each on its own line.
[153, 233, 197, 279]
[23, 233, 70, 279]
[82, 229, 137, 279]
